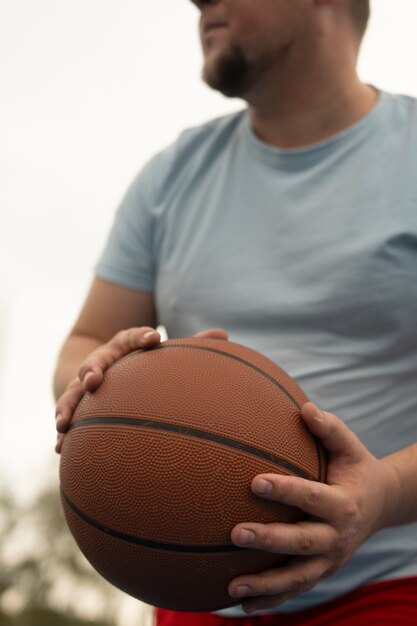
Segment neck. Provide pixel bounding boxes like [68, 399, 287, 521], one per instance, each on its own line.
[246, 56, 378, 149]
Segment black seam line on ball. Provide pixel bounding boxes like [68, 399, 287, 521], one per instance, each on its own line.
[68, 417, 314, 480]
[158, 343, 323, 482]
[158, 344, 301, 411]
[315, 437, 325, 483]
[60, 488, 243, 553]
[159, 344, 322, 482]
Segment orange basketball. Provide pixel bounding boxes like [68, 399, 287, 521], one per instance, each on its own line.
[60, 337, 326, 612]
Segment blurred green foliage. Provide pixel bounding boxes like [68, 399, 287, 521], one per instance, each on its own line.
[0, 606, 113, 626]
[0, 482, 131, 626]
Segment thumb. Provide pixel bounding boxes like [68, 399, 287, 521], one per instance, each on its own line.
[301, 402, 364, 462]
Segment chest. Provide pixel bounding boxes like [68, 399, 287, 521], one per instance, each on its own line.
[154, 164, 417, 342]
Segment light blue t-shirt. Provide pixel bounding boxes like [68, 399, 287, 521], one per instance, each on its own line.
[95, 90, 417, 614]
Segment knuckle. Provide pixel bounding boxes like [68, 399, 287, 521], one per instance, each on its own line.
[114, 328, 130, 348]
[58, 379, 83, 405]
[82, 348, 110, 375]
[262, 527, 276, 552]
[305, 484, 322, 508]
[290, 573, 310, 591]
[114, 329, 128, 341]
[279, 476, 293, 492]
[258, 577, 276, 596]
[296, 531, 314, 553]
[124, 328, 140, 348]
[68, 376, 83, 391]
[343, 500, 360, 520]
[119, 327, 153, 350]
[67, 379, 84, 402]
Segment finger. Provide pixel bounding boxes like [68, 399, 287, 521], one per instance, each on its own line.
[250, 473, 347, 520]
[241, 579, 319, 615]
[193, 328, 229, 340]
[241, 593, 291, 615]
[78, 327, 161, 385]
[231, 520, 337, 555]
[301, 402, 364, 462]
[55, 432, 65, 454]
[229, 556, 328, 602]
[55, 377, 85, 432]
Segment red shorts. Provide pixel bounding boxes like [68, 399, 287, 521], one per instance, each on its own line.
[155, 577, 417, 626]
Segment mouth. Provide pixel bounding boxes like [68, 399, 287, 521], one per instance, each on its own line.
[201, 21, 228, 36]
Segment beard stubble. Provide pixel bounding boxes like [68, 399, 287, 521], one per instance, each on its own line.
[201, 36, 290, 102]
[201, 42, 255, 99]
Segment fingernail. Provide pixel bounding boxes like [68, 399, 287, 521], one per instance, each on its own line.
[143, 331, 157, 340]
[82, 371, 94, 384]
[254, 478, 273, 495]
[237, 529, 255, 545]
[232, 585, 252, 598]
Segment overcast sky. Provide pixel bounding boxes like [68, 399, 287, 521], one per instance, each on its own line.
[1, 0, 417, 501]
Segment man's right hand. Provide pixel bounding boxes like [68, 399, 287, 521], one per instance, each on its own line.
[55, 326, 228, 454]
[55, 326, 161, 453]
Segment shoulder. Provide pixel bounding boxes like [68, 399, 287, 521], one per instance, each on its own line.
[383, 90, 417, 112]
[130, 110, 246, 204]
[379, 90, 417, 132]
[373, 91, 417, 205]
[174, 109, 246, 155]
[372, 90, 417, 182]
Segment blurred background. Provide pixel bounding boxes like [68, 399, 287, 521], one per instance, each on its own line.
[1, 1, 417, 624]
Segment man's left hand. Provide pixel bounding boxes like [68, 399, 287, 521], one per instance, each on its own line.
[228, 402, 398, 614]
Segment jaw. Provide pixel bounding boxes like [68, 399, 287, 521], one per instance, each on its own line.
[201, 41, 253, 99]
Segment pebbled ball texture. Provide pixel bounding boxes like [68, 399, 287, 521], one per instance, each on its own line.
[60, 337, 326, 612]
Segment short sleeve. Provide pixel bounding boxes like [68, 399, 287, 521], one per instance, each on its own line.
[94, 154, 162, 293]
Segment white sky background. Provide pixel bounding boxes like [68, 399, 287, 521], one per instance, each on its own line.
[1, 0, 417, 502]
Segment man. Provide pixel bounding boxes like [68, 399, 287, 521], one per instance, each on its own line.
[54, 1, 417, 624]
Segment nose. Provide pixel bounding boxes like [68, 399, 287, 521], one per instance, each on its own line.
[190, 0, 219, 9]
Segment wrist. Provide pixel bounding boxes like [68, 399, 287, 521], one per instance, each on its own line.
[377, 443, 417, 530]
[376, 456, 402, 531]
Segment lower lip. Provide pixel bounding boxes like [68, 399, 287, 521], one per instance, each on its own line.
[203, 25, 227, 36]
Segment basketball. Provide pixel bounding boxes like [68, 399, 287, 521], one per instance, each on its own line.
[60, 337, 326, 612]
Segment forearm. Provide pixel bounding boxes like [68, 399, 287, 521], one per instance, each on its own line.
[380, 441, 417, 529]
[53, 334, 103, 400]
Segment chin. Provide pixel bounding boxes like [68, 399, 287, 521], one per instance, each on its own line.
[202, 44, 251, 98]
